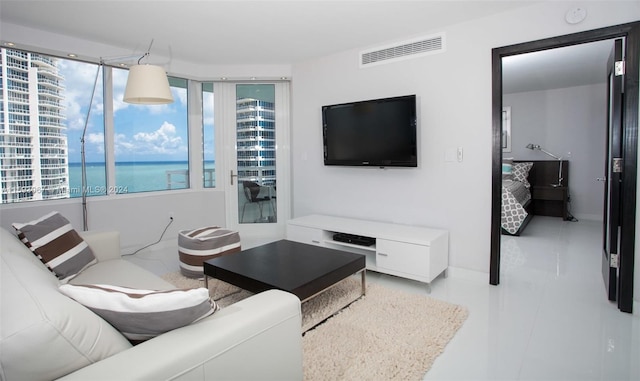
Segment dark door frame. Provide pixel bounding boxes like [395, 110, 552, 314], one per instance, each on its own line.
[490, 22, 640, 313]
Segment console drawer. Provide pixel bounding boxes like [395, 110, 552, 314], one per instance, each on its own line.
[286, 225, 323, 246]
[376, 239, 429, 277]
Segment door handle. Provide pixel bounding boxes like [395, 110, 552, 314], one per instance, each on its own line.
[230, 170, 238, 186]
[596, 177, 607, 182]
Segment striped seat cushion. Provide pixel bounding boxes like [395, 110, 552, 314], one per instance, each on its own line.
[59, 284, 218, 342]
[178, 227, 241, 278]
[12, 211, 97, 283]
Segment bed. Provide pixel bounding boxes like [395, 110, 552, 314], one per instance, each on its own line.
[501, 160, 569, 235]
[501, 178, 532, 235]
[501, 160, 533, 236]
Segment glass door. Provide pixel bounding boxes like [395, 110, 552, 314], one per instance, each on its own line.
[224, 82, 290, 240]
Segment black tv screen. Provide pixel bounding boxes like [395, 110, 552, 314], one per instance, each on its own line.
[322, 95, 417, 167]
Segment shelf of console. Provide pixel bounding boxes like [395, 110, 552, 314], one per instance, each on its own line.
[286, 215, 449, 288]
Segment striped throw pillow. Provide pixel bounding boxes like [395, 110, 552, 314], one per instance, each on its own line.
[12, 211, 97, 283]
[59, 284, 218, 342]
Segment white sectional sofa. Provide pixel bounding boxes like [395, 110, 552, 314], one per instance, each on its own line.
[0, 227, 303, 381]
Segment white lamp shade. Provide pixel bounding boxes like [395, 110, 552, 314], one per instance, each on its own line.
[123, 64, 173, 104]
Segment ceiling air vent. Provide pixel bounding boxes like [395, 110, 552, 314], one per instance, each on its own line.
[360, 32, 445, 68]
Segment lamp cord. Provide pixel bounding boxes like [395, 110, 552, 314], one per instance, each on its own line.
[137, 52, 149, 65]
[123, 217, 173, 256]
[137, 39, 154, 64]
[565, 191, 578, 222]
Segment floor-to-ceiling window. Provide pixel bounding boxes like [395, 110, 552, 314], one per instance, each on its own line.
[0, 48, 107, 203]
[112, 69, 189, 193]
[0, 46, 202, 205]
[235, 84, 277, 224]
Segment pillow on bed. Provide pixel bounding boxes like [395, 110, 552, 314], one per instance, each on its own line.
[513, 162, 534, 188]
[502, 158, 514, 180]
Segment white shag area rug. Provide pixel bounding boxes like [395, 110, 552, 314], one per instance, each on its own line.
[161, 271, 468, 380]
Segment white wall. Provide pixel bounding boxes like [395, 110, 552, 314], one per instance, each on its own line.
[504, 83, 607, 221]
[0, 190, 226, 251]
[290, 1, 640, 275]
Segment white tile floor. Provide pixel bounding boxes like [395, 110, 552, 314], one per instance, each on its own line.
[422, 216, 640, 381]
[126, 216, 640, 380]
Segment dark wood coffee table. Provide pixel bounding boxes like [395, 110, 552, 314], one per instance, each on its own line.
[203, 239, 366, 302]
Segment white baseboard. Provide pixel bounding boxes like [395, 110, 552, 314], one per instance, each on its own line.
[446, 266, 489, 283]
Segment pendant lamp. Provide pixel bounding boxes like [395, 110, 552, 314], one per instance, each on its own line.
[123, 64, 173, 104]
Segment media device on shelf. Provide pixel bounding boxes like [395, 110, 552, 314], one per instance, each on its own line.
[332, 232, 376, 247]
[322, 95, 418, 167]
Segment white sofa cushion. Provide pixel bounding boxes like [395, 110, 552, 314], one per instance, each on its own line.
[0, 228, 131, 381]
[70, 257, 177, 290]
[12, 211, 97, 283]
[60, 284, 219, 342]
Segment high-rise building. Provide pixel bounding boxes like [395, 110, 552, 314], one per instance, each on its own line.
[0, 48, 69, 203]
[235, 98, 276, 186]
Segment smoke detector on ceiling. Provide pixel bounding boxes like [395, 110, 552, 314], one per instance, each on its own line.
[565, 7, 587, 24]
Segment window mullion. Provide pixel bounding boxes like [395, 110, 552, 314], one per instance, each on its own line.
[103, 66, 116, 195]
[188, 80, 203, 190]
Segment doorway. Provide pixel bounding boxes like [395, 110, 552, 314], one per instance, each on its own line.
[490, 22, 640, 313]
[216, 81, 291, 242]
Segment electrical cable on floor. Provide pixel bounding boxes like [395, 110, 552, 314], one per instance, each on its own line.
[123, 217, 173, 256]
[566, 192, 578, 222]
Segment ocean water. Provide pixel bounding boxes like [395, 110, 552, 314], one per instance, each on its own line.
[68, 161, 214, 197]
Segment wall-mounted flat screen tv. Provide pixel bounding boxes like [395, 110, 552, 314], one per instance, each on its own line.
[322, 95, 417, 167]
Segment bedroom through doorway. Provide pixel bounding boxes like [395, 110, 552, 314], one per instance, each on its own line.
[499, 38, 614, 261]
[491, 22, 640, 313]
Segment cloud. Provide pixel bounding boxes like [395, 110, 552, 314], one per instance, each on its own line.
[115, 122, 187, 156]
[203, 92, 215, 125]
[114, 133, 136, 152]
[58, 60, 104, 131]
[87, 133, 104, 144]
[87, 133, 105, 154]
[112, 68, 129, 114]
[54, 57, 189, 162]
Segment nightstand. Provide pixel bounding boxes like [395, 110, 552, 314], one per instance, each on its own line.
[530, 185, 569, 220]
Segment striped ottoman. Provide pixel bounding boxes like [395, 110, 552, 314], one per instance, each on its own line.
[178, 227, 241, 278]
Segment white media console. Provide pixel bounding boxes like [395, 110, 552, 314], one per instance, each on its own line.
[286, 215, 449, 287]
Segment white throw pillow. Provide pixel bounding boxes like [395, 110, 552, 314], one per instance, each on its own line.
[59, 284, 218, 342]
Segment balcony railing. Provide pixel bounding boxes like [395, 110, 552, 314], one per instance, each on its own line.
[165, 168, 216, 189]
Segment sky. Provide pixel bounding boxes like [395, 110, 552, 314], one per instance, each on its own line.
[59, 59, 193, 164]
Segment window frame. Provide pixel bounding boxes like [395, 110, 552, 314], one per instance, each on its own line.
[0, 47, 211, 205]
